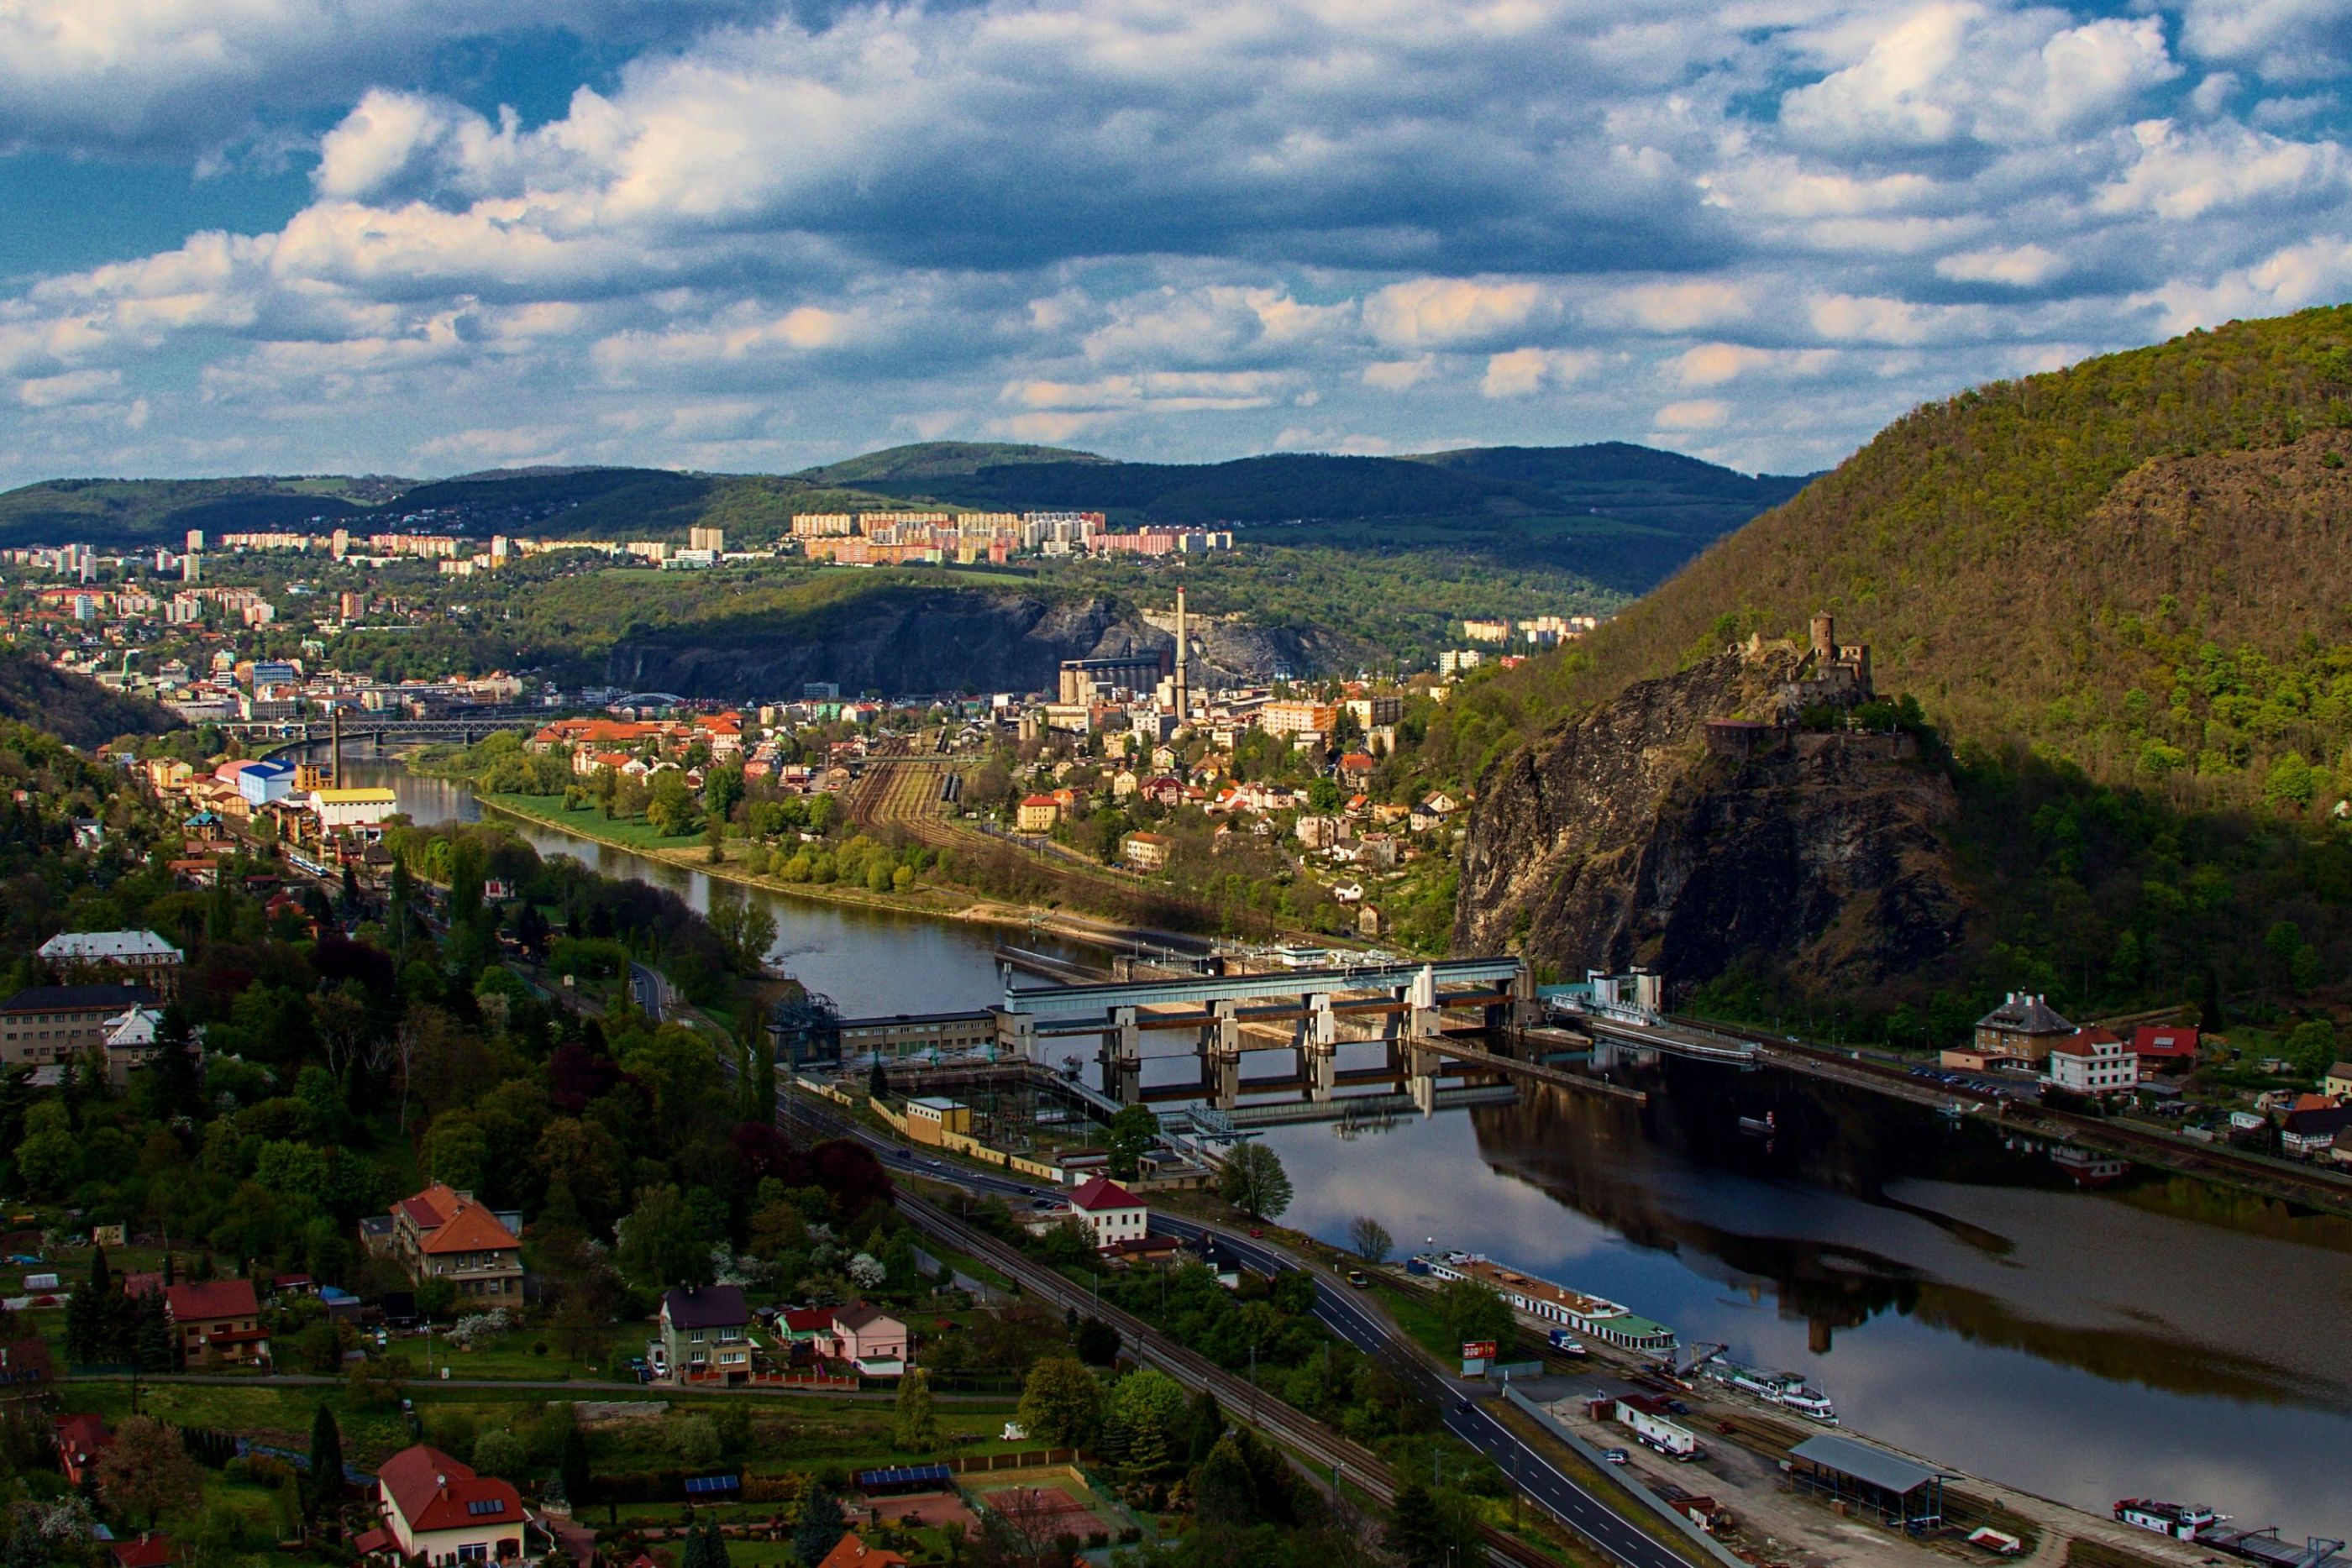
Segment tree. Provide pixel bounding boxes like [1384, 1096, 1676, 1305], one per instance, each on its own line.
[1105, 1104, 1158, 1181]
[894, 1366, 938, 1451]
[146, 1006, 202, 1121]
[1016, 1354, 1102, 1448]
[307, 1405, 346, 1518]
[64, 1246, 124, 1366]
[681, 1518, 727, 1568]
[614, 1183, 716, 1288]
[1184, 1387, 1225, 1465]
[1217, 1142, 1292, 1221]
[1106, 1369, 1188, 1476]
[792, 1486, 846, 1566]
[559, 1421, 593, 1509]
[1385, 1480, 1462, 1567]
[471, 1429, 527, 1481]
[1346, 1216, 1394, 1266]
[1073, 1317, 1121, 1366]
[97, 1416, 201, 1529]
[869, 1059, 890, 1101]
[1436, 1277, 1515, 1351]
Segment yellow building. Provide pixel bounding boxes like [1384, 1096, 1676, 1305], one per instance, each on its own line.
[1016, 794, 1059, 832]
[906, 1098, 973, 1146]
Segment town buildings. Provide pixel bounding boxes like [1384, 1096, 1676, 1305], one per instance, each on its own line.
[0, 983, 159, 1068]
[1063, 1176, 1150, 1251]
[1971, 994, 2075, 1065]
[383, 1185, 524, 1299]
[35, 931, 183, 996]
[817, 1306, 908, 1376]
[2044, 1028, 2139, 1095]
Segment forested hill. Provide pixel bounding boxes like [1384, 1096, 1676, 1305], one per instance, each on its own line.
[1467, 304, 2352, 810]
[0, 648, 176, 748]
[0, 442, 1807, 595]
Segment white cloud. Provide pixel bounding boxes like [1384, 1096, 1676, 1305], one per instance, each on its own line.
[1935, 244, 2065, 286]
[1653, 398, 1729, 430]
[18, 369, 122, 407]
[1481, 348, 1595, 398]
[1364, 279, 1556, 349]
[1362, 357, 1437, 391]
[2098, 118, 2349, 220]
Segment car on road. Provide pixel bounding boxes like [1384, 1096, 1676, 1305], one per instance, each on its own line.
[1455, 1400, 1474, 1414]
[1249, 1227, 1264, 1238]
[1017, 1185, 1036, 1194]
[1346, 1270, 1370, 1287]
[1601, 1448, 1630, 1465]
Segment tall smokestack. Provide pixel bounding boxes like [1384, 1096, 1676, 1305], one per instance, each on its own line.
[1173, 586, 1189, 721]
[330, 709, 341, 789]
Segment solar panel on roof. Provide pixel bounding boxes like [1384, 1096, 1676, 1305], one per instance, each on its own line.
[466, 1499, 504, 1516]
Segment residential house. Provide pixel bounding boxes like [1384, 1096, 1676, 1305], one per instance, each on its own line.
[100, 1004, 170, 1088]
[0, 983, 158, 1067]
[816, 1533, 911, 1568]
[1122, 831, 1172, 872]
[35, 931, 182, 996]
[164, 1279, 268, 1366]
[108, 1534, 176, 1568]
[388, 1184, 524, 1298]
[1973, 994, 2075, 1065]
[2281, 1105, 2352, 1158]
[2326, 1062, 2352, 1101]
[55, 1413, 111, 1486]
[2044, 1028, 2137, 1095]
[2132, 1025, 2202, 1072]
[659, 1285, 756, 1382]
[359, 1444, 528, 1565]
[1016, 794, 1059, 832]
[819, 1306, 908, 1375]
[1065, 1175, 1149, 1251]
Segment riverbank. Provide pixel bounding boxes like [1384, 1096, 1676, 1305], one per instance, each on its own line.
[475, 789, 1190, 963]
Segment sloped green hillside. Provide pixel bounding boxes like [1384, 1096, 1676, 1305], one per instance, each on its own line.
[1472, 305, 2352, 809]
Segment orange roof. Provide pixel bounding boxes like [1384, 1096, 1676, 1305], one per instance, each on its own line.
[400, 1185, 521, 1255]
[816, 1533, 909, 1568]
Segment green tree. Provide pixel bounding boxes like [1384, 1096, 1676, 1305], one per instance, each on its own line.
[646, 773, 698, 837]
[1105, 1104, 1158, 1181]
[680, 1518, 727, 1568]
[307, 1405, 346, 1518]
[559, 1421, 593, 1509]
[615, 1183, 715, 1288]
[1185, 1387, 1225, 1465]
[894, 1367, 937, 1451]
[1107, 1369, 1188, 1476]
[1436, 1277, 1515, 1351]
[1346, 1215, 1394, 1265]
[1216, 1141, 1292, 1221]
[792, 1487, 846, 1565]
[1016, 1354, 1102, 1449]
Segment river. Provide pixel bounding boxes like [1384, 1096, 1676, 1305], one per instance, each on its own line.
[365, 759, 2352, 1538]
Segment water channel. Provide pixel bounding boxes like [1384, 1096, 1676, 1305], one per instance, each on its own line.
[360, 758, 2352, 1538]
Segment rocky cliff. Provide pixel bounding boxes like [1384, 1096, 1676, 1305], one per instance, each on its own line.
[1452, 646, 1964, 990]
[606, 586, 1356, 699]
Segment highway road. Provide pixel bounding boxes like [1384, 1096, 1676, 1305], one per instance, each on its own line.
[773, 1085, 1693, 1568]
[628, 960, 673, 1021]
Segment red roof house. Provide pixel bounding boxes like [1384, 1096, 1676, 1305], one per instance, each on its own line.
[162, 1279, 268, 1366]
[55, 1413, 111, 1486]
[1063, 1175, 1148, 1251]
[817, 1534, 910, 1568]
[2131, 1025, 2201, 1067]
[368, 1445, 528, 1561]
[108, 1534, 176, 1568]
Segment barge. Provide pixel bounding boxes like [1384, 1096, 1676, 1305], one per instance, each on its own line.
[1410, 1250, 1677, 1355]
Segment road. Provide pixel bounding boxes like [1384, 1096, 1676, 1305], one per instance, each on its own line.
[628, 960, 673, 1021]
[773, 1085, 1694, 1568]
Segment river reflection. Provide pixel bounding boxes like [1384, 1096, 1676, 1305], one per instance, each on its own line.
[355, 758, 2351, 1535]
[1260, 1071, 2352, 1536]
[341, 758, 1082, 1016]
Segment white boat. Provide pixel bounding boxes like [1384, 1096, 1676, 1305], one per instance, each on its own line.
[1700, 1353, 1838, 1424]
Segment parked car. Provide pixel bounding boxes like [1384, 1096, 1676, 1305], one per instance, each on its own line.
[1346, 1270, 1370, 1288]
[1602, 1449, 1630, 1465]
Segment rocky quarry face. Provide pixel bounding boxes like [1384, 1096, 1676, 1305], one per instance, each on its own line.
[606, 589, 1364, 698]
[1452, 645, 1965, 992]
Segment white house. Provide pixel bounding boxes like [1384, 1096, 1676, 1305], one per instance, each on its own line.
[2045, 1028, 2138, 1095]
[1065, 1175, 1149, 1251]
[359, 1445, 527, 1565]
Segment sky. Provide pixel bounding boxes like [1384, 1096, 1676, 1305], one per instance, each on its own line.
[0, 0, 2348, 488]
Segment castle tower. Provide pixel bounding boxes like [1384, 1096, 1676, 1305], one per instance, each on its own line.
[1809, 612, 1835, 664]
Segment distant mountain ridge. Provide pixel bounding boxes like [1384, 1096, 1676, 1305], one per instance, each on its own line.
[0, 439, 1809, 595]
